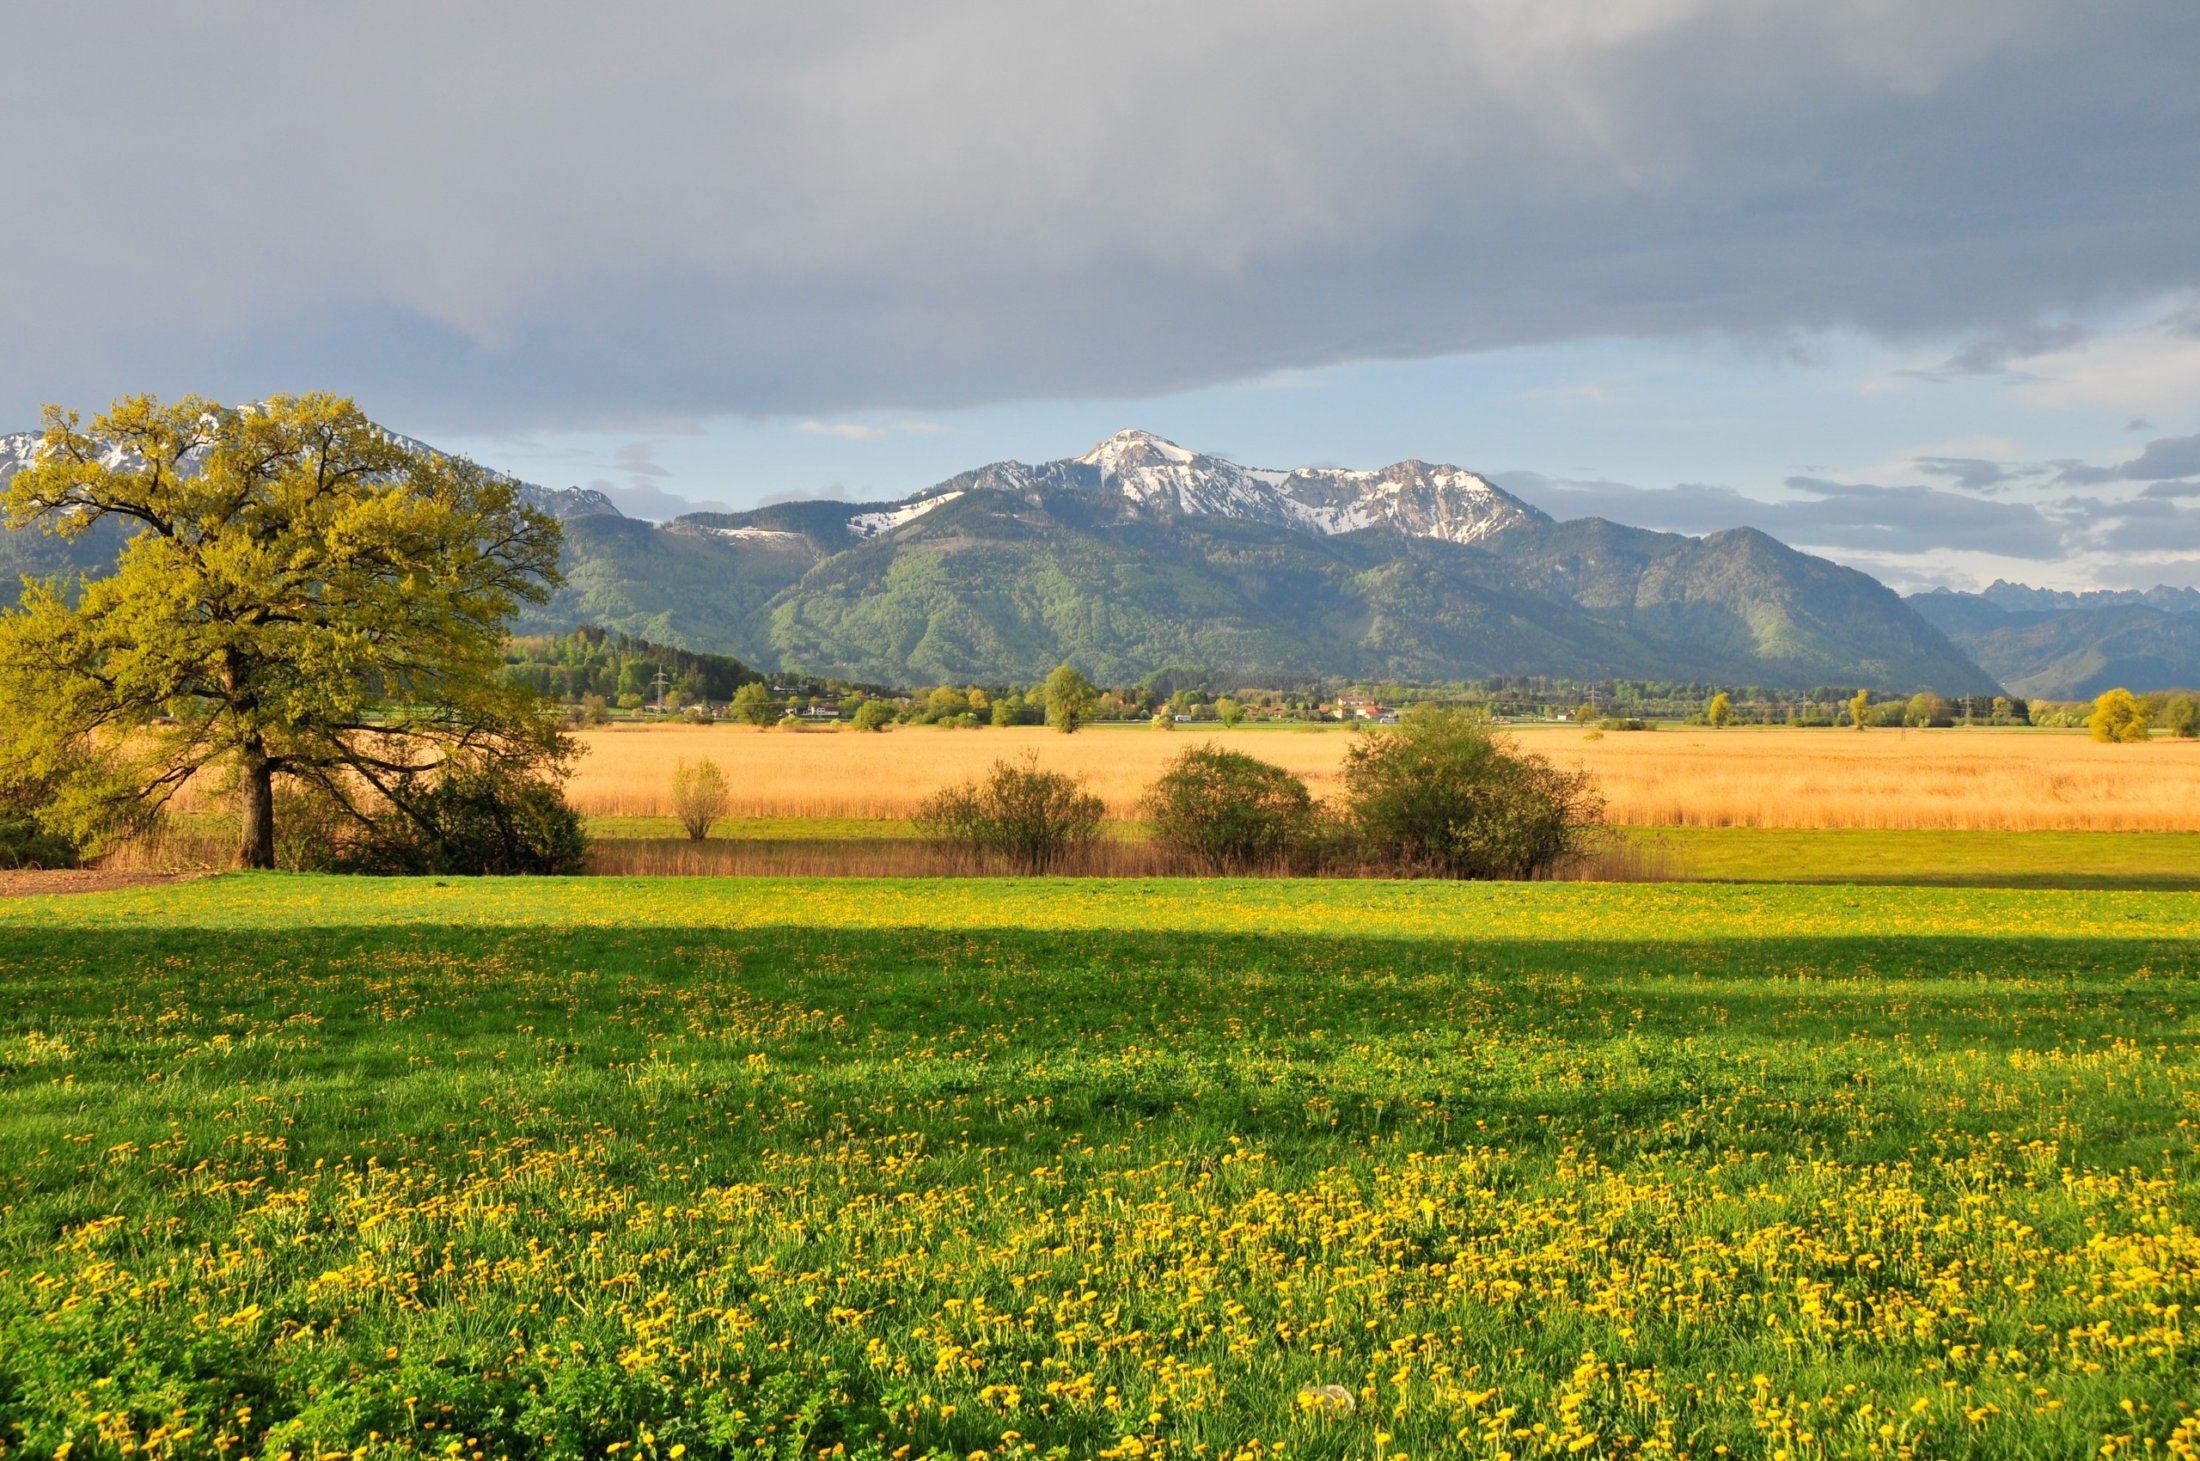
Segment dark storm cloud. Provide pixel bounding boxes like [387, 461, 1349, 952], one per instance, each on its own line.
[4, 3, 2198, 431]
[1498, 470, 2071, 558]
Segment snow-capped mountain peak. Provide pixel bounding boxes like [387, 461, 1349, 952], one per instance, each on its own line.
[822, 429, 1548, 547]
[1065, 430, 1545, 545]
[1075, 428, 1199, 470]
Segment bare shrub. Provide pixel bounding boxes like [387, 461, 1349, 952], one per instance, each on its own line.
[670, 757, 731, 841]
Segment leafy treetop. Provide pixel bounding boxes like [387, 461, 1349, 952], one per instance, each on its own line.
[0, 393, 566, 867]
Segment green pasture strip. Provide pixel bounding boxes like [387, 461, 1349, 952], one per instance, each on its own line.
[1630, 826, 2200, 889]
[0, 881, 2195, 1457]
[6, 870, 2199, 941]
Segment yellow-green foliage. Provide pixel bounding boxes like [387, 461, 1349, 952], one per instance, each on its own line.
[0, 394, 566, 866]
[2089, 688, 2152, 743]
[1, 876, 2197, 1459]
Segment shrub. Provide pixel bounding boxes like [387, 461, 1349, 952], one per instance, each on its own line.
[851, 700, 896, 732]
[2155, 692, 2198, 739]
[0, 758, 95, 868]
[730, 682, 777, 726]
[2087, 688, 2151, 743]
[269, 778, 353, 872]
[1341, 707, 1604, 879]
[670, 757, 730, 841]
[915, 752, 1104, 874]
[921, 687, 970, 724]
[1142, 743, 1319, 873]
[339, 766, 588, 876]
[1044, 666, 1100, 734]
[0, 813, 79, 869]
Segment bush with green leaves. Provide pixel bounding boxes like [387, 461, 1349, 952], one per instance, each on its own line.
[915, 752, 1103, 874]
[1341, 707, 1604, 879]
[2162, 693, 2200, 739]
[2087, 688, 2151, 743]
[851, 700, 896, 732]
[1142, 742, 1318, 873]
[0, 813, 80, 869]
[337, 765, 588, 876]
[0, 751, 109, 868]
[730, 681, 777, 726]
[1043, 665, 1100, 734]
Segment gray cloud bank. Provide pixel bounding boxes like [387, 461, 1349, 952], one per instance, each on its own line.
[1499, 426, 2200, 586]
[4, 2, 2197, 431]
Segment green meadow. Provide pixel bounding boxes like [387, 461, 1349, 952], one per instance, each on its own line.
[2, 876, 2196, 1459]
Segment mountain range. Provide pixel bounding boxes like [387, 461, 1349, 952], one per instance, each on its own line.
[5, 421, 2136, 696]
[1907, 581, 2200, 700]
[515, 428, 1992, 692]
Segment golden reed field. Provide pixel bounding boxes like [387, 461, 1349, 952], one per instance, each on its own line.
[566, 722, 2200, 831]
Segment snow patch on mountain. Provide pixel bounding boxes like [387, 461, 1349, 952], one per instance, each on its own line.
[1046, 429, 1544, 544]
[848, 490, 965, 538]
[816, 429, 1545, 546]
[709, 525, 807, 544]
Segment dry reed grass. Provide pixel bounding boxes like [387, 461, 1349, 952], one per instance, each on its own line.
[584, 833, 1676, 882]
[95, 817, 232, 872]
[565, 723, 2200, 832]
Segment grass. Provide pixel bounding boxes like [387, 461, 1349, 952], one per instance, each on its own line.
[2, 875, 2198, 1458]
[1633, 827, 2200, 890]
[551, 723, 2200, 831]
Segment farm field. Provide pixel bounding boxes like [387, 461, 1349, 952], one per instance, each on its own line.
[559, 723, 2200, 831]
[3, 876, 2198, 1458]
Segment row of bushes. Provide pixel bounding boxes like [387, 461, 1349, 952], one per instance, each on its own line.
[916, 708, 1605, 878]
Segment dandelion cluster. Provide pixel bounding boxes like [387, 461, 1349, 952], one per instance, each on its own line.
[0, 877, 2195, 1458]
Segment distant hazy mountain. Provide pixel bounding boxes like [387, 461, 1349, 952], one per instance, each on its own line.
[0, 422, 1996, 692]
[1909, 581, 2200, 698]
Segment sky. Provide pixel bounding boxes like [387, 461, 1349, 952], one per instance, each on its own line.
[6, 2, 2198, 592]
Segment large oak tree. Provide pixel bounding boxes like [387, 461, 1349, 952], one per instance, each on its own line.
[0, 393, 565, 867]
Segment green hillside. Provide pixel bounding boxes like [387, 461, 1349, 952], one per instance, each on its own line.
[520, 487, 1995, 692]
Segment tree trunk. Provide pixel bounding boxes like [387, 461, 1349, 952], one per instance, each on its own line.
[237, 752, 276, 869]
